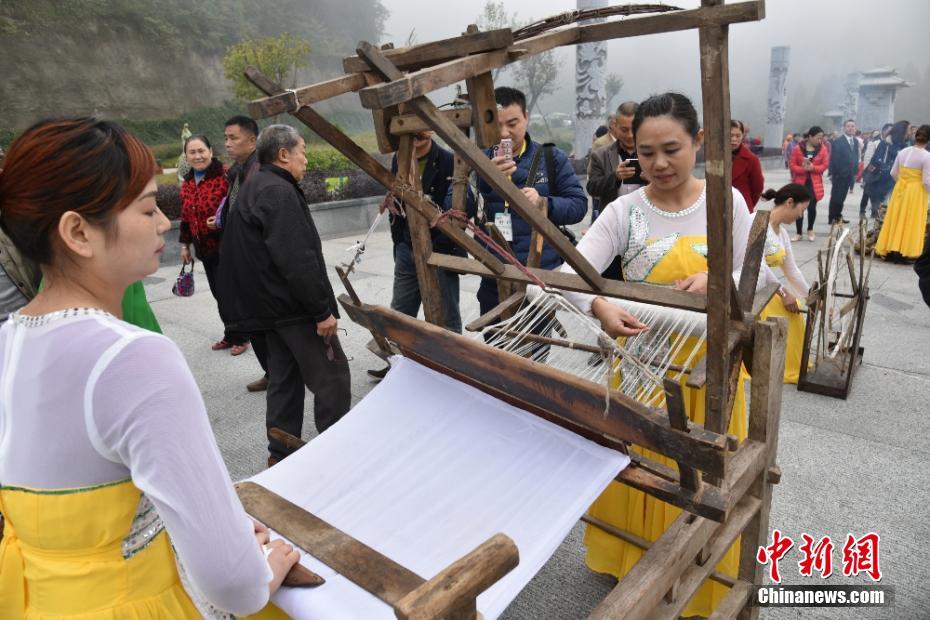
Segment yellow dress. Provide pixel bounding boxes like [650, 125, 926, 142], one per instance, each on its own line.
[583, 236, 748, 618]
[759, 246, 806, 384]
[875, 167, 929, 258]
[0, 480, 286, 619]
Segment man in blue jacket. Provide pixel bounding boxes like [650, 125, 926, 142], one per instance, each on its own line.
[447, 86, 588, 315]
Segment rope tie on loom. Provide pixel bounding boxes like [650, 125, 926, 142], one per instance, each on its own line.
[286, 89, 302, 113]
[430, 208, 548, 290]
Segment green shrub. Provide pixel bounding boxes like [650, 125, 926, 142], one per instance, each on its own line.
[155, 172, 179, 187]
[0, 128, 15, 150]
[306, 148, 353, 173]
[155, 184, 181, 220]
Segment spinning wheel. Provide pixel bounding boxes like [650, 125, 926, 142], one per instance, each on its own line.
[798, 223, 873, 399]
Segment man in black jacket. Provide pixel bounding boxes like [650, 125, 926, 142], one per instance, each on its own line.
[368, 132, 463, 380]
[218, 124, 350, 464]
[214, 115, 269, 393]
[828, 119, 859, 224]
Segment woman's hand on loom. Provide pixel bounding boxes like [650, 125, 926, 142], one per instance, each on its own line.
[264, 538, 301, 595]
[779, 290, 801, 313]
[674, 271, 708, 294]
[592, 297, 649, 338]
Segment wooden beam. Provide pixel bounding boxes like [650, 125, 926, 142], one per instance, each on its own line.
[237, 481, 424, 605]
[356, 41, 605, 290]
[359, 47, 514, 111]
[737, 318, 787, 620]
[356, 28, 577, 111]
[343, 28, 513, 74]
[242, 67, 505, 276]
[617, 459, 727, 522]
[738, 208, 771, 312]
[664, 378, 701, 492]
[247, 72, 370, 119]
[649, 496, 761, 620]
[465, 71, 500, 148]
[589, 510, 718, 620]
[698, 0, 735, 438]
[428, 253, 707, 313]
[396, 133, 445, 326]
[335, 265, 394, 356]
[708, 580, 754, 620]
[576, 1, 765, 44]
[580, 514, 736, 588]
[339, 299, 730, 477]
[393, 533, 518, 620]
[485, 223, 516, 311]
[465, 292, 525, 332]
[390, 108, 473, 135]
[369, 73, 401, 154]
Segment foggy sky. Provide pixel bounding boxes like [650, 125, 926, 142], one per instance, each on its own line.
[381, 0, 929, 134]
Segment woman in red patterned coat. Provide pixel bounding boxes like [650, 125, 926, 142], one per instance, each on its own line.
[179, 135, 249, 355]
[788, 126, 830, 242]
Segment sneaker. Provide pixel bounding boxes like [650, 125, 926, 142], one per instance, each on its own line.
[807, 231, 816, 242]
[247, 376, 269, 392]
[790, 234, 802, 242]
[367, 365, 390, 380]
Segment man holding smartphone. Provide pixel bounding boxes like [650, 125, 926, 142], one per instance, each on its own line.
[587, 101, 646, 220]
[446, 86, 587, 316]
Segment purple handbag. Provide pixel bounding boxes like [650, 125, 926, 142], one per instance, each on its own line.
[172, 261, 195, 297]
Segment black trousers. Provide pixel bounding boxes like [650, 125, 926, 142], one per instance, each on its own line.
[828, 174, 855, 222]
[200, 254, 248, 346]
[251, 331, 269, 375]
[796, 178, 819, 234]
[265, 323, 351, 458]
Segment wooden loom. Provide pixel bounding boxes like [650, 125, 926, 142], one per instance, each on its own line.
[239, 1, 788, 618]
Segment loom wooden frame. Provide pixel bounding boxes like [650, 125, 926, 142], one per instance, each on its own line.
[240, 2, 784, 618]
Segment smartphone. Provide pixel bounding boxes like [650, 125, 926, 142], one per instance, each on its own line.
[496, 138, 513, 162]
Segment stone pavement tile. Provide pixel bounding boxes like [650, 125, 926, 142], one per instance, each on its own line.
[762, 420, 930, 619]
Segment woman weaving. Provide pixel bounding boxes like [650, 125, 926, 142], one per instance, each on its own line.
[0, 118, 297, 618]
[560, 93, 774, 616]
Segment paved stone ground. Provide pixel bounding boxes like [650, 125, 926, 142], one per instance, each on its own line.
[144, 168, 928, 619]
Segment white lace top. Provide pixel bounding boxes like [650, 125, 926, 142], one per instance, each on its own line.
[562, 185, 779, 315]
[0, 309, 272, 616]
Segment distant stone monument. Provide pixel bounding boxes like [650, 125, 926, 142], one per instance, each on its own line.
[763, 46, 790, 150]
[840, 72, 861, 122]
[856, 67, 911, 131]
[574, 0, 607, 159]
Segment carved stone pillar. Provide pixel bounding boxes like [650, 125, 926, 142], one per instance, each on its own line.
[574, 0, 608, 160]
[763, 46, 790, 150]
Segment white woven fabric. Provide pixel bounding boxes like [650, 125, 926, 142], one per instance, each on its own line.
[250, 356, 630, 619]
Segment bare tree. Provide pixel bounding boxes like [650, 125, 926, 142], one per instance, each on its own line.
[606, 73, 624, 111]
[513, 50, 561, 122]
[476, 0, 517, 80]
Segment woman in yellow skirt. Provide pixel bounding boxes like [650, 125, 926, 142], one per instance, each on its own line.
[875, 124, 930, 260]
[561, 95, 779, 617]
[758, 183, 813, 383]
[0, 119, 297, 618]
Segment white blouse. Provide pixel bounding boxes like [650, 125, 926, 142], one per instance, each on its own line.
[0, 310, 272, 616]
[561, 185, 778, 315]
[765, 224, 810, 300]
